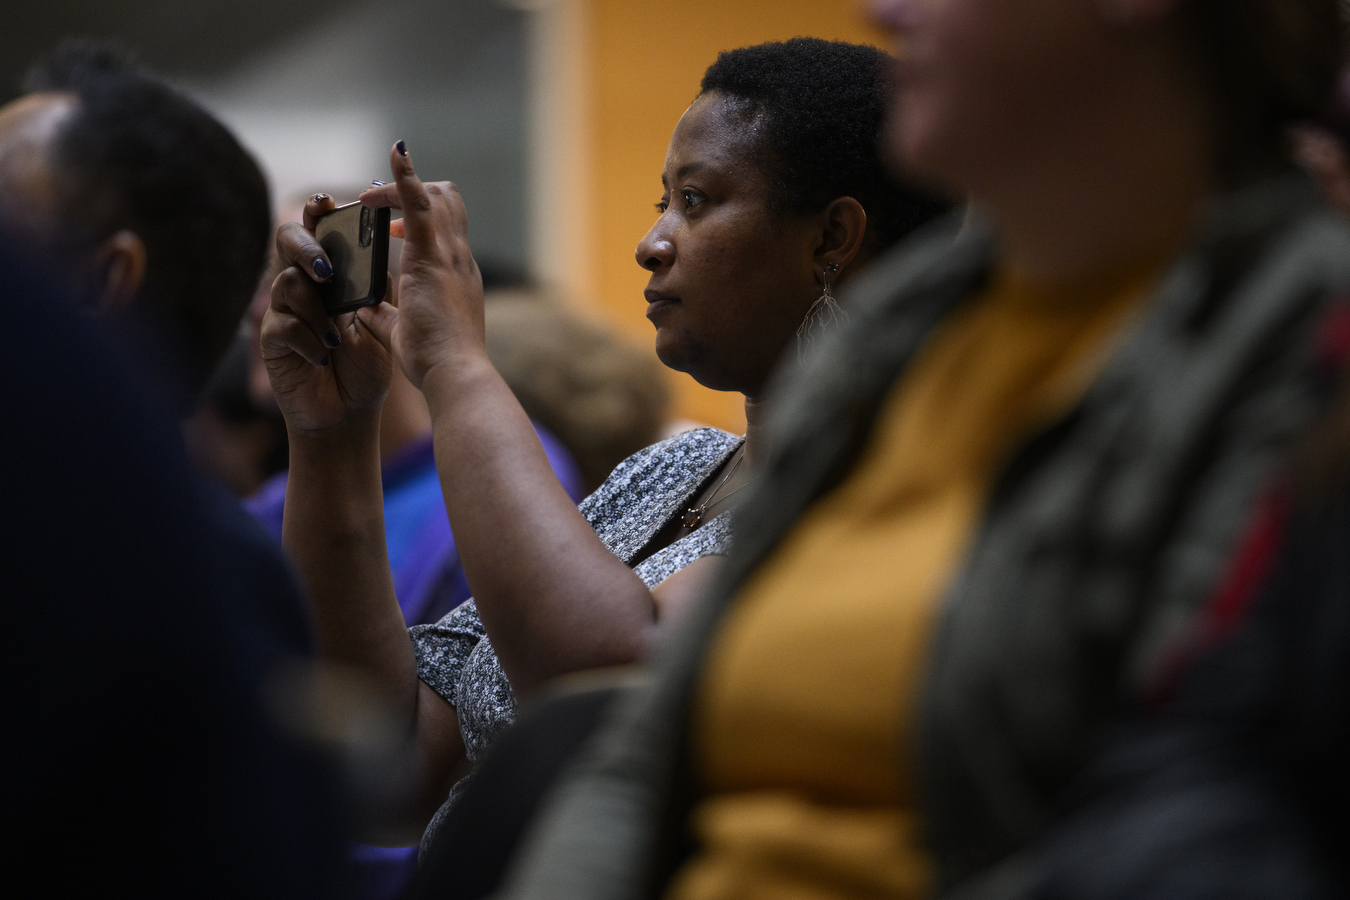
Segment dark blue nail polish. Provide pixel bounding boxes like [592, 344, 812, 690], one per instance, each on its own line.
[319, 354, 330, 367]
[371, 180, 386, 186]
[310, 193, 329, 204]
[324, 327, 341, 349]
[395, 139, 408, 157]
[313, 257, 333, 280]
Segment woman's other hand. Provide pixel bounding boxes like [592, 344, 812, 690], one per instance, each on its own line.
[261, 193, 398, 436]
[357, 141, 486, 390]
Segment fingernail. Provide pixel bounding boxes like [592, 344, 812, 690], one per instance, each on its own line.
[395, 139, 408, 157]
[313, 257, 333, 280]
[371, 180, 386, 186]
[319, 354, 330, 367]
[324, 327, 341, 349]
[310, 193, 329, 204]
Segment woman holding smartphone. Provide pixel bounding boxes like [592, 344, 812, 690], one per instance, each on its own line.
[260, 38, 949, 849]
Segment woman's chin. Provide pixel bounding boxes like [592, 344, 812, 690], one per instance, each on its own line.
[651, 338, 707, 382]
[654, 332, 750, 393]
[653, 332, 693, 374]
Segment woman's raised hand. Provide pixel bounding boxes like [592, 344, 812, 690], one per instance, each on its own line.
[260, 193, 398, 436]
[357, 141, 486, 390]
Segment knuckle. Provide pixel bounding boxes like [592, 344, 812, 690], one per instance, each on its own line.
[282, 322, 313, 349]
[259, 314, 280, 343]
[275, 223, 314, 259]
[261, 318, 297, 353]
[274, 267, 302, 293]
[274, 269, 326, 318]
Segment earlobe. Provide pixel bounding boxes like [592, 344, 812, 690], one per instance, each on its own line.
[93, 230, 148, 317]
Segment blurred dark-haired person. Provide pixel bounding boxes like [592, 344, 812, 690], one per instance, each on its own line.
[184, 328, 291, 497]
[0, 44, 345, 896]
[0, 38, 270, 408]
[0, 251, 344, 898]
[476, 1, 1350, 898]
[0, 36, 302, 639]
[259, 35, 950, 860]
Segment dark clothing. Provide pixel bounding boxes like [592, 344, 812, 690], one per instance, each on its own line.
[0, 258, 342, 896]
[999, 477, 1350, 900]
[493, 173, 1350, 900]
[411, 679, 632, 900]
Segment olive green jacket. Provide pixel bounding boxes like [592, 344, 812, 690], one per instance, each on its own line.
[495, 173, 1350, 899]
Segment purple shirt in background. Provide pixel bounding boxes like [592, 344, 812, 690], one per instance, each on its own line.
[245, 421, 586, 900]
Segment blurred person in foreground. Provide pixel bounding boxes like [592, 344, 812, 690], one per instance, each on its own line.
[468, 1, 1350, 899]
[0, 41, 268, 411]
[1008, 338, 1350, 898]
[259, 36, 949, 855]
[0, 255, 342, 898]
[1013, 61, 1350, 900]
[0, 43, 343, 896]
[184, 327, 291, 496]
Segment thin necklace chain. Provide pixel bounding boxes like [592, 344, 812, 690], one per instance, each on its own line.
[683, 446, 750, 529]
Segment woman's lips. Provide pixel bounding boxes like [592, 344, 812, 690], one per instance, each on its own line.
[645, 290, 679, 318]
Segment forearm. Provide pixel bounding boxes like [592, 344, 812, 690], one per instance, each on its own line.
[282, 419, 416, 712]
[423, 356, 656, 695]
[284, 420, 470, 836]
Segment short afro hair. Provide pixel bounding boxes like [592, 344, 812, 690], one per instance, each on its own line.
[699, 37, 948, 253]
[25, 38, 272, 393]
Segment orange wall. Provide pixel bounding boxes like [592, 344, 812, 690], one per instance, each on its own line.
[581, 0, 888, 434]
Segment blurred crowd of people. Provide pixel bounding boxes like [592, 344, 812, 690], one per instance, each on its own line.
[3, 1, 1350, 898]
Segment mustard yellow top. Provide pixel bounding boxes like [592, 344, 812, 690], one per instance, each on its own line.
[665, 251, 1170, 900]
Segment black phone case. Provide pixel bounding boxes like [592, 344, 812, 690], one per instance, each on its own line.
[314, 203, 391, 314]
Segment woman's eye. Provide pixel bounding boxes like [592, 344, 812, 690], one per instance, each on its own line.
[682, 189, 704, 209]
[655, 198, 669, 214]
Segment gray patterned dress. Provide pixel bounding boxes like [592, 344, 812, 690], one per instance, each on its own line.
[408, 426, 742, 847]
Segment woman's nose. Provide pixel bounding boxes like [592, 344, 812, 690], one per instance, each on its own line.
[636, 220, 675, 272]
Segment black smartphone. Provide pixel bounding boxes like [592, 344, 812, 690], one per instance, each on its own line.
[314, 201, 391, 314]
